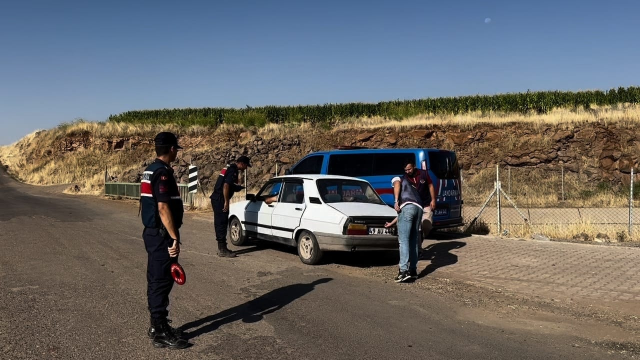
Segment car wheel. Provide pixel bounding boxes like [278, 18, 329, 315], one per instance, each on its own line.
[297, 230, 323, 265]
[228, 217, 247, 246]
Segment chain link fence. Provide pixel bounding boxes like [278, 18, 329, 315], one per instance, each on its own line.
[461, 166, 639, 242]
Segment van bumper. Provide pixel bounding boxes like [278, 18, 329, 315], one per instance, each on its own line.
[314, 232, 398, 251]
[432, 217, 464, 229]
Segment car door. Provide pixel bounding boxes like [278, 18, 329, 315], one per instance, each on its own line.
[271, 180, 305, 241]
[244, 180, 282, 237]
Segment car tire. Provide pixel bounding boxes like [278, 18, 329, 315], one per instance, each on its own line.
[297, 230, 323, 265]
[228, 217, 247, 246]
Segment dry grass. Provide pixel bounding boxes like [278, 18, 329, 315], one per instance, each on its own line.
[462, 166, 633, 208]
[479, 222, 640, 242]
[333, 103, 640, 130]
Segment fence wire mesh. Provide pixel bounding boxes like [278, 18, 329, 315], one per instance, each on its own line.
[462, 166, 639, 242]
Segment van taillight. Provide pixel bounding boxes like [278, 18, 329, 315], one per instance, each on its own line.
[346, 223, 368, 235]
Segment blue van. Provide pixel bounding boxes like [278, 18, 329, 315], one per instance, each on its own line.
[287, 148, 463, 229]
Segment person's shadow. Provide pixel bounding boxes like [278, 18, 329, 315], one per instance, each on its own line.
[418, 241, 466, 279]
[179, 278, 333, 340]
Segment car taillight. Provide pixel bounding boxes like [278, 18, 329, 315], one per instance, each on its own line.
[346, 223, 368, 235]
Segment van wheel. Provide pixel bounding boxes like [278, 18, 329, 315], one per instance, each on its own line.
[228, 217, 247, 246]
[297, 231, 323, 265]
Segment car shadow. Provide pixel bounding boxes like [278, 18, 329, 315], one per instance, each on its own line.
[417, 241, 466, 279]
[329, 251, 399, 268]
[179, 278, 333, 340]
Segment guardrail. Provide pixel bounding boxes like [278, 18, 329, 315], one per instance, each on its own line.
[104, 182, 193, 206]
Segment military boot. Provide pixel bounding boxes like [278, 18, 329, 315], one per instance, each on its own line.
[151, 320, 190, 350]
[217, 242, 237, 258]
[148, 319, 184, 339]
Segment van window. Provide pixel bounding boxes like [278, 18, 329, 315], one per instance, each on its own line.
[316, 179, 384, 204]
[428, 151, 460, 179]
[328, 153, 414, 177]
[290, 155, 323, 174]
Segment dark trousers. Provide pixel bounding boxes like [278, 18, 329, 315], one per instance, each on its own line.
[143, 227, 175, 322]
[211, 197, 229, 243]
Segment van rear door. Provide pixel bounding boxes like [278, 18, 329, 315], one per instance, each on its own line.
[426, 150, 463, 227]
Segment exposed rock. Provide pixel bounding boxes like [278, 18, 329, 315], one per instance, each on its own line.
[552, 130, 574, 142]
[408, 130, 434, 139]
[617, 156, 634, 173]
[599, 157, 615, 171]
[484, 132, 501, 142]
[599, 149, 622, 161]
[356, 132, 376, 142]
[447, 133, 469, 146]
[531, 233, 550, 241]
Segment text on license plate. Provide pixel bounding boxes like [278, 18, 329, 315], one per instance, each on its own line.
[434, 208, 448, 216]
[368, 227, 395, 235]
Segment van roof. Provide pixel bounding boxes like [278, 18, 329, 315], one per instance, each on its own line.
[310, 148, 453, 154]
[272, 174, 371, 181]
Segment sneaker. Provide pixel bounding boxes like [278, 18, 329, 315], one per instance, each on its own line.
[148, 319, 183, 339]
[409, 269, 418, 279]
[394, 270, 412, 283]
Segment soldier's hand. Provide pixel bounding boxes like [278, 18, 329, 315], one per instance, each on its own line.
[168, 239, 180, 257]
[223, 201, 229, 213]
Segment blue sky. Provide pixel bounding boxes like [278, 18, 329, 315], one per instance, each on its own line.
[1, 0, 639, 145]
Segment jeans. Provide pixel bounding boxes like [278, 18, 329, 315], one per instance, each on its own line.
[397, 204, 423, 272]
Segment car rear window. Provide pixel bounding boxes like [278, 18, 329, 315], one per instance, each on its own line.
[427, 151, 460, 179]
[327, 153, 414, 177]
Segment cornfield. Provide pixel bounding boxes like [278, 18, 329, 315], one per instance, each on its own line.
[108, 86, 640, 127]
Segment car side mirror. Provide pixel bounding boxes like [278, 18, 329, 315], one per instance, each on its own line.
[246, 194, 256, 202]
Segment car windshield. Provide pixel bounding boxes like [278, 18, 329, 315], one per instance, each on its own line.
[316, 179, 385, 205]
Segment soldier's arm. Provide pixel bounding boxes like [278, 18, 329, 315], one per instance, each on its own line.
[223, 183, 231, 204]
[158, 203, 179, 241]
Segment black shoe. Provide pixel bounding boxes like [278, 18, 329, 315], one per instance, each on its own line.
[148, 319, 183, 339]
[152, 322, 190, 350]
[217, 243, 237, 258]
[394, 270, 412, 283]
[409, 269, 418, 279]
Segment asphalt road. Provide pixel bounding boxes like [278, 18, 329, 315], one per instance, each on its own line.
[0, 167, 630, 360]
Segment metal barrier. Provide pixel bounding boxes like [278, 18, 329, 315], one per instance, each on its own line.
[104, 182, 193, 206]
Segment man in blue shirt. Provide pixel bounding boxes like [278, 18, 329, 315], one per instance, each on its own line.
[210, 156, 251, 257]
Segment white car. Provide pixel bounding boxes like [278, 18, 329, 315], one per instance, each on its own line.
[227, 175, 399, 265]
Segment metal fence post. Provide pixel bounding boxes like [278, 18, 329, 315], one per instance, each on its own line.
[244, 169, 247, 197]
[497, 165, 501, 235]
[630, 168, 634, 237]
[508, 166, 511, 196]
[561, 165, 565, 201]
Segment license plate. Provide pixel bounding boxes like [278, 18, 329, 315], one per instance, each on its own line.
[368, 227, 395, 235]
[434, 208, 449, 216]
